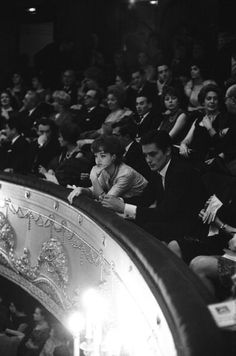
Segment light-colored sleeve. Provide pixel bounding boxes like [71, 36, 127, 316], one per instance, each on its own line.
[106, 169, 134, 197]
[184, 80, 192, 98]
[124, 204, 137, 219]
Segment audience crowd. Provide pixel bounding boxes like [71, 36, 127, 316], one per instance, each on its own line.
[0, 294, 71, 356]
[1, 32, 236, 351]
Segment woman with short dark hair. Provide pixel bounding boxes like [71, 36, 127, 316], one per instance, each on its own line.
[68, 134, 147, 203]
[158, 86, 188, 144]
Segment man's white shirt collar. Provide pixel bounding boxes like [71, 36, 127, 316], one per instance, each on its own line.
[158, 159, 171, 188]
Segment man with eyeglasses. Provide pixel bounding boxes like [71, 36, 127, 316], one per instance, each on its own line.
[77, 89, 108, 136]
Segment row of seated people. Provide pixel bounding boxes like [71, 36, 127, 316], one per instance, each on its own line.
[0, 298, 71, 356]
[0, 60, 234, 142]
[1, 79, 236, 177]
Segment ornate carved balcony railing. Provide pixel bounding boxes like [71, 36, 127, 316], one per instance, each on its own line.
[0, 173, 226, 356]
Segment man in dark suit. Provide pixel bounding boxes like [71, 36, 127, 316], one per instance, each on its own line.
[0, 117, 30, 174]
[102, 130, 206, 242]
[135, 92, 161, 137]
[77, 88, 108, 136]
[18, 90, 53, 138]
[61, 69, 78, 105]
[130, 67, 159, 112]
[30, 117, 61, 174]
[112, 116, 152, 181]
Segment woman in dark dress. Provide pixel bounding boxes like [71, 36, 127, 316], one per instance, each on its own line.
[158, 86, 188, 144]
[18, 306, 49, 356]
[179, 84, 226, 169]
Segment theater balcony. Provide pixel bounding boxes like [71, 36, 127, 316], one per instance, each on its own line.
[0, 173, 227, 355]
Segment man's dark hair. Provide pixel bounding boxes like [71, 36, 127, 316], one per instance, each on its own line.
[112, 115, 138, 140]
[136, 91, 153, 104]
[157, 62, 170, 70]
[140, 130, 172, 152]
[130, 66, 145, 76]
[59, 122, 81, 144]
[37, 117, 58, 134]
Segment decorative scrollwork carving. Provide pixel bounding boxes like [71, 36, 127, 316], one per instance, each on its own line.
[39, 238, 69, 289]
[0, 211, 15, 252]
[11, 248, 39, 280]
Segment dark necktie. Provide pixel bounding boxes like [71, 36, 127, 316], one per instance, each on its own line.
[156, 172, 165, 201]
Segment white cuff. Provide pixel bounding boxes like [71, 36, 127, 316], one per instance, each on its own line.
[124, 204, 137, 219]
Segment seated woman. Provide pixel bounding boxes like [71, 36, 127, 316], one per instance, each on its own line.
[68, 135, 148, 203]
[189, 194, 236, 296]
[18, 306, 50, 356]
[39, 323, 70, 356]
[6, 301, 29, 336]
[0, 90, 16, 122]
[51, 91, 72, 128]
[179, 84, 226, 169]
[158, 86, 188, 144]
[184, 62, 215, 112]
[101, 85, 132, 135]
[39, 122, 93, 187]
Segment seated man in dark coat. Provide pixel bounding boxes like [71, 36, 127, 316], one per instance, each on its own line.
[112, 116, 152, 181]
[29, 117, 61, 175]
[135, 92, 160, 138]
[102, 130, 206, 242]
[77, 88, 108, 136]
[0, 116, 30, 174]
[18, 90, 53, 138]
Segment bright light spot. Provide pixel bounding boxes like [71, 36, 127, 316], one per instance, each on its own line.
[102, 329, 122, 355]
[150, 0, 158, 5]
[82, 288, 107, 322]
[66, 311, 84, 336]
[26, 7, 36, 13]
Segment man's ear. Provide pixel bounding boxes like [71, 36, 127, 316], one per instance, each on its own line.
[148, 102, 152, 110]
[166, 146, 172, 158]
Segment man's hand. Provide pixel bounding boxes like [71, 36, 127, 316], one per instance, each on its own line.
[101, 195, 125, 213]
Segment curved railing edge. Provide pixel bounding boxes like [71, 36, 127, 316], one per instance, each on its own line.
[0, 172, 226, 356]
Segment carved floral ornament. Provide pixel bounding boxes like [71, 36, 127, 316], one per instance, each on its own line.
[0, 211, 69, 287]
[0, 197, 114, 309]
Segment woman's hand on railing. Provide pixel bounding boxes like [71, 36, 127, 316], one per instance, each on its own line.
[67, 186, 85, 204]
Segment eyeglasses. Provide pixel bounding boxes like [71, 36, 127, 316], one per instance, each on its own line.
[225, 96, 236, 103]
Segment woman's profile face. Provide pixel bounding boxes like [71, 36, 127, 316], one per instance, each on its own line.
[204, 91, 218, 112]
[94, 151, 115, 169]
[1, 93, 10, 107]
[107, 93, 119, 111]
[190, 65, 201, 79]
[164, 94, 179, 111]
[115, 76, 124, 87]
[58, 133, 67, 147]
[33, 307, 43, 322]
[9, 302, 16, 313]
[12, 73, 21, 85]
